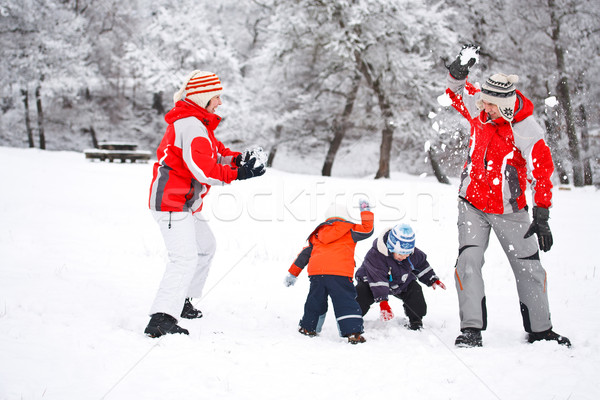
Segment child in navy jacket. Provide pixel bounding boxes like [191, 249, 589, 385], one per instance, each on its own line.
[355, 224, 445, 330]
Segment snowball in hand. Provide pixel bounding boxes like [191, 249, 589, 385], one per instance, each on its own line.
[460, 46, 479, 65]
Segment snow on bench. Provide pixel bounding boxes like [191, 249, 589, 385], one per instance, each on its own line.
[84, 142, 152, 163]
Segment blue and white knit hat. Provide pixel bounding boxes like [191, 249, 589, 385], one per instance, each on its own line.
[386, 224, 415, 255]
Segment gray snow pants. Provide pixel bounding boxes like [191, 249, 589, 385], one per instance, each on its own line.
[454, 199, 552, 333]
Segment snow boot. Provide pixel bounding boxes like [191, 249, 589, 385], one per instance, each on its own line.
[455, 328, 482, 348]
[180, 298, 203, 319]
[406, 320, 423, 331]
[144, 313, 189, 338]
[346, 333, 366, 345]
[298, 327, 317, 337]
[528, 329, 571, 347]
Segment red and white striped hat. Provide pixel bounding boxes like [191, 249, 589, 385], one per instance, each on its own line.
[173, 70, 223, 108]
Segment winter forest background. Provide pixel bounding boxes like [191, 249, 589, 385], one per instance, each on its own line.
[1, 0, 599, 183]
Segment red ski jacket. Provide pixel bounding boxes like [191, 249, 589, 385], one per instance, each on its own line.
[446, 76, 554, 214]
[149, 100, 241, 213]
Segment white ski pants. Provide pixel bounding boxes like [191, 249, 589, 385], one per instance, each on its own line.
[454, 199, 552, 333]
[149, 210, 216, 320]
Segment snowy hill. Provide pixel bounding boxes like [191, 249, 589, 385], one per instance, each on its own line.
[0, 146, 598, 400]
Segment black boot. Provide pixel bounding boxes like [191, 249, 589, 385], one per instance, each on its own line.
[528, 329, 571, 347]
[180, 298, 203, 319]
[455, 328, 482, 348]
[406, 320, 423, 331]
[144, 313, 189, 338]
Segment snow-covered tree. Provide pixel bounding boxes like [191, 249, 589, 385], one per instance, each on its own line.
[0, 0, 92, 148]
[442, 0, 600, 186]
[254, 0, 456, 177]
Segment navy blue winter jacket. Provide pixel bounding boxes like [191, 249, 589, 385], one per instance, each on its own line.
[355, 229, 439, 302]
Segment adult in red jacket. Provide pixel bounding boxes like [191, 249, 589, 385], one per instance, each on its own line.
[284, 200, 374, 344]
[145, 70, 265, 338]
[446, 45, 570, 348]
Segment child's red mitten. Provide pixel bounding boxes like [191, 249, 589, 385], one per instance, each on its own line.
[379, 300, 394, 321]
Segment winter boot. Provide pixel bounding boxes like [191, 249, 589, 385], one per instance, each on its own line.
[406, 320, 423, 331]
[528, 329, 571, 347]
[346, 333, 366, 345]
[144, 313, 189, 338]
[455, 328, 483, 348]
[180, 298, 203, 319]
[298, 327, 317, 337]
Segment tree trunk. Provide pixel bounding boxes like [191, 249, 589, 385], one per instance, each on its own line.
[578, 104, 593, 185]
[555, 77, 583, 186]
[544, 117, 569, 185]
[374, 117, 393, 179]
[428, 146, 450, 184]
[21, 89, 34, 148]
[356, 59, 394, 179]
[370, 78, 394, 179]
[35, 84, 46, 150]
[152, 92, 165, 115]
[334, 5, 395, 179]
[89, 125, 99, 149]
[548, 0, 583, 186]
[267, 124, 282, 168]
[322, 72, 361, 176]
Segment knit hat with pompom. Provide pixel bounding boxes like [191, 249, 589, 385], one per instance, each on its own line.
[386, 223, 416, 255]
[476, 73, 519, 122]
[173, 70, 223, 109]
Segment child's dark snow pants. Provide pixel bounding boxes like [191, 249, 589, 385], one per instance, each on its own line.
[355, 279, 427, 324]
[299, 275, 364, 337]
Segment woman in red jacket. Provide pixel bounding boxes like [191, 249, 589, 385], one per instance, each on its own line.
[284, 200, 374, 344]
[145, 70, 265, 338]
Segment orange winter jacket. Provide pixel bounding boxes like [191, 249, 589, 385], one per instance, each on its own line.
[288, 211, 374, 278]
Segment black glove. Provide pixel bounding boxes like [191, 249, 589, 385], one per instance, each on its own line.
[234, 151, 250, 167]
[524, 206, 553, 252]
[446, 44, 479, 80]
[236, 157, 265, 180]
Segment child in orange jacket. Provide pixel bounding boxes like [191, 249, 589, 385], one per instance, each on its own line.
[284, 199, 374, 344]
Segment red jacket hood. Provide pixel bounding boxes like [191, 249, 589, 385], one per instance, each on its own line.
[310, 218, 354, 244]
[165, 100, 222, 130]
[512, 90, 534, 123]
[485, 90, 534, 125]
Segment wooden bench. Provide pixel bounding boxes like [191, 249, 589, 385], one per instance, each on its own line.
[98, 142, 139, 151]
[84, 142, 152, 163]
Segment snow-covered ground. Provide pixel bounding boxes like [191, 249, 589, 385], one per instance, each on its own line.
[1, 146, 598, 400]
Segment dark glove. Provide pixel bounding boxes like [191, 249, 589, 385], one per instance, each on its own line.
[446, 44, 479, 80]
[524, 206, 553, 252]
[234, 151, 250, 167]
[236, 157, 265, 180]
